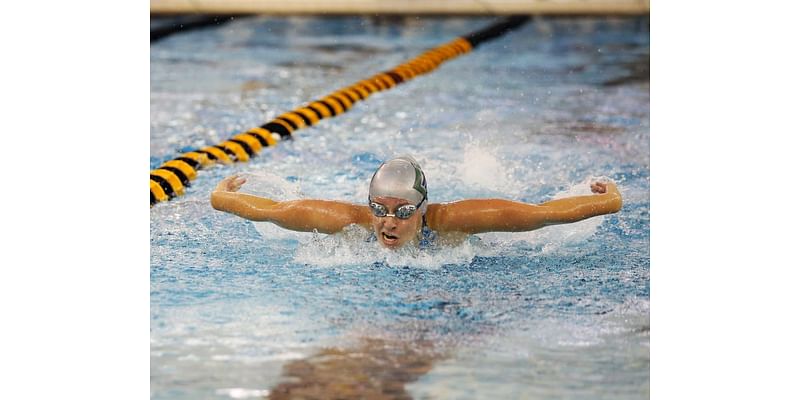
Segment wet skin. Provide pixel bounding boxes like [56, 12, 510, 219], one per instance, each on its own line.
[369, 196, 424, 249]
[211, 176, 622, 251]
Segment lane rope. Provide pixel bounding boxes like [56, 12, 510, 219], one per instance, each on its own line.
[151, 16, 530, 206]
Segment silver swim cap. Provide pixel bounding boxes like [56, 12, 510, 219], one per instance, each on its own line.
[368, 155, 428, 213]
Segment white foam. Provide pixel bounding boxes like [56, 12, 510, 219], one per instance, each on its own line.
[215, 388, 270, 399]
[292, 225, 494, 269]
[239, 172, 309, 241]
[246, 168, 609, 263]
[239, 171, 303, 200]
[457, 143, 525, 196]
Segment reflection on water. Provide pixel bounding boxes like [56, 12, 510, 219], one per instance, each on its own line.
[602, 54, 649, 87]
[150, 14, 650, 400]
[269, 337, 442, 400]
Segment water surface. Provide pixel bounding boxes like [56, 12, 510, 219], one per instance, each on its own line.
[151, 15, 649, 399]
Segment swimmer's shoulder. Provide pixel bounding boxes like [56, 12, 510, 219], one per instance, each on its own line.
[426, 202, 467, 237]
[427, 201, 500, 240]
[426, 203, 446, 230]
[348, 203, 373, 228]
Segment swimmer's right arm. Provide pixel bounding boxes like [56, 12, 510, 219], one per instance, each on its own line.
[210, 176, 372, 234]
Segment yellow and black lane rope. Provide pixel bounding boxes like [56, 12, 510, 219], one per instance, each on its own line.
[151, 16, 530, 206]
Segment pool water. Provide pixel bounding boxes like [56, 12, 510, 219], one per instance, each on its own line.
[151, 16, 649, 399]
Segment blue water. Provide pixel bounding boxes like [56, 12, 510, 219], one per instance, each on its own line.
[151, 16, 649, 399]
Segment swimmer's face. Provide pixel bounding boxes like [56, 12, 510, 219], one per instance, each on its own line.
[369, 196, 424, 249]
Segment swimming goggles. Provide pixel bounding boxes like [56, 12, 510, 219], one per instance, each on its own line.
[368, 200, 423, 220]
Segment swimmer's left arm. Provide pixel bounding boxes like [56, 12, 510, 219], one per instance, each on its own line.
[428, 182, 622, 234]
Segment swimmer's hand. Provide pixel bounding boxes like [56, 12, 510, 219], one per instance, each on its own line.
[591, 181, 622, 212]
[590, 181, 618, 195]
[215, 175, 246, 193]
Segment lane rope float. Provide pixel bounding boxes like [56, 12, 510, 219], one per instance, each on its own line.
[151, 15, 530, 206]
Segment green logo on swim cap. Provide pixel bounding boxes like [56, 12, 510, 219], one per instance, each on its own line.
[412, 165, 427, 200]
[368, 155, 427, 205]
[369, 156, 428, 204]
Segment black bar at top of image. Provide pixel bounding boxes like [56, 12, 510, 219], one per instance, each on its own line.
[150, 15, 245, 43]
[462, 15, 531, 48]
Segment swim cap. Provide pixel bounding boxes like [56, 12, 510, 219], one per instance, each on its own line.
[368, 155, 428, 214]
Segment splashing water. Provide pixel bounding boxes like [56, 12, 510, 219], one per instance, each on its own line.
[458, 143, 521, 194]
[241, 157, 605, 266]
[292, 225, 493, 269]
[151, 15, 649, 400]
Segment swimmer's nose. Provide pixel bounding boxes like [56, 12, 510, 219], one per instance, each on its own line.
[382, 217, 398, 229]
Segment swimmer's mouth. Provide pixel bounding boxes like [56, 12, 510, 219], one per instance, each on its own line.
[382, 232, 399, 241]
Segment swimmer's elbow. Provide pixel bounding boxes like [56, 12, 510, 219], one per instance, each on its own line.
[210, 191, 247, 215]
[210, 191, 228, 212]
[608, 191, 623, 214]
[210, 191, 223, 210]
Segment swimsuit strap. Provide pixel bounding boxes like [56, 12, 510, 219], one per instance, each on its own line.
[419, 216, 437, 249]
